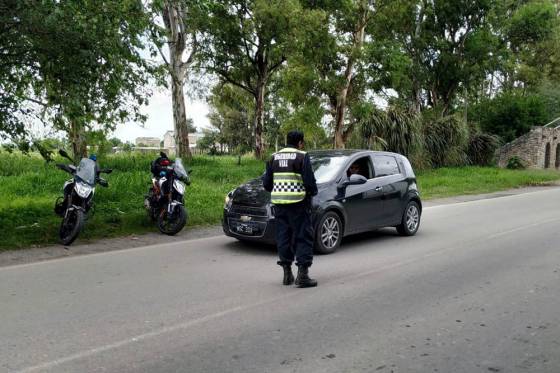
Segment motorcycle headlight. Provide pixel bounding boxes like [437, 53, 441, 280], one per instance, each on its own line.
[173, 180, 185, 195]
[75, 181, 93, 198]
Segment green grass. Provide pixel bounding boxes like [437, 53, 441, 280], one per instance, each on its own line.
[0, 151, 559, 250]
[416, 166, 560, 199]
[0, 152, 264, 250]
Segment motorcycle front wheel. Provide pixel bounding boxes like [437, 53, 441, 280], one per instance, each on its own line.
[59, 208, 85, 246]
[157, 205, 187, 235]
[145, 188, 158, 222]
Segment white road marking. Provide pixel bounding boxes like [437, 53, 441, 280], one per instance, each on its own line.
[14, 215, 560, 373]
[15, 291, 301, 373]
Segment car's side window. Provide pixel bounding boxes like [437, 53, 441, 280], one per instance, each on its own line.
[346, 156, 374, 179]
[373, 155, 401, 177]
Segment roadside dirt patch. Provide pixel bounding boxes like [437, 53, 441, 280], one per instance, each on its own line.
[0, 225, 223, 267]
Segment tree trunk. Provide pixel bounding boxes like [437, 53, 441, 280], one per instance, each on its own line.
[253, 78, 266, 159]
[333, 84, 349, 149]
[411, 83, 422, 113]
[69, 121, 87, 161]
[333, 5, 367, 149]
[171, 75, 191, 158]
[163, 1, 192, 159]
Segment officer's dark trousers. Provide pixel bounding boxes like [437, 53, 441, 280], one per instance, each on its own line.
[274, 202, 314, 267]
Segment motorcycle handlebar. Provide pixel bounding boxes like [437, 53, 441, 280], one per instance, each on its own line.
[56, 163, 71, 173]
[97, 178, 109, 187]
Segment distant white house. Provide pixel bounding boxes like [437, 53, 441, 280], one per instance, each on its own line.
[163, 130, 203, 151]
[135, 137, 161, 147]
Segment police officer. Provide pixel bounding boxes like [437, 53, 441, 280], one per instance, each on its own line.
[262, 131, 318, 288]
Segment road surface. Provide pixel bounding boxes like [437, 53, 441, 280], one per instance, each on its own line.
[1, 188, 560, 372]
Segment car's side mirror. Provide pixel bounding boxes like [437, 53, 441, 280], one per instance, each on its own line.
[98, 178, 109, 187]
[339, 174, 367, 188]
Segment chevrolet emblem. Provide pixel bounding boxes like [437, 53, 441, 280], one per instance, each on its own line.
[240, 215, 252, 222]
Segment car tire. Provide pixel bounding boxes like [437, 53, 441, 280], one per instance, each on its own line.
[396, 200, 421, 236]
[315, 211, 342, 255]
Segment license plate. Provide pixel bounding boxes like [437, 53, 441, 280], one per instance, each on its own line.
[236, 223, 253, 234]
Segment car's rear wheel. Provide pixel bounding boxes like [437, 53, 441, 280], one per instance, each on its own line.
[315, 211, 342, 255]
[396, 200, 420, 236]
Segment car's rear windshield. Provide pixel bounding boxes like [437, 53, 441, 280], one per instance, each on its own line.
[310, 155, 348, 183]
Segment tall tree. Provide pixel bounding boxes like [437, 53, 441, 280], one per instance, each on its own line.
[502, 0, 560, 90]
[151, 0, 209, 158]
[206, 83, 253, 153]
[204, 0, 305, 158]
[331, 0, 372, 148]
[0, 0, 35, 141]
[372, 0, 501, 116]
[1, 0, 154, 159]
[284, 0, 378, 149]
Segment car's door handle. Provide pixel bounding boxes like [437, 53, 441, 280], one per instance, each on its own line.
[375, 186, 383, 192]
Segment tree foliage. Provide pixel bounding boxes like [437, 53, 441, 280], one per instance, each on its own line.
[203, 0, 310, 157]
[470, 92, 550, 142]
[1, 0, 154, 159]
[3, 0, 560, 165]
[206, 83, 253, 154]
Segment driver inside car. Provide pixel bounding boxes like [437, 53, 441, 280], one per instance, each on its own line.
[347, 162, 361, 177]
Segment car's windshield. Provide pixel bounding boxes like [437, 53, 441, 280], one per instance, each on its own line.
[76, 158, 97, 186]
[310, 155, 349, 183]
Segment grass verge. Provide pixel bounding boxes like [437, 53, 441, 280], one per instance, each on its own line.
[1, 152, 559, 250]
[416, 166, 560, 199]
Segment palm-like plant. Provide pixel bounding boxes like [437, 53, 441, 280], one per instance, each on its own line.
[467, 129, 501, 166]
[422, 115, 469, 167]
[359, 106, 421, 156]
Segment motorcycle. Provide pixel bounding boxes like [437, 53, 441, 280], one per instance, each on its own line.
[54, 149, 112, 245]
[144, 155, 191, 235]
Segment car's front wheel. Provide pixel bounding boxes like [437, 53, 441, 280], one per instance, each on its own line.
[396, 200, 421, 236]
[315, 211, 342, 255]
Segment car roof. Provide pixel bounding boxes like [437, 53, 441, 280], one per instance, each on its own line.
[308, 149, 404, 159]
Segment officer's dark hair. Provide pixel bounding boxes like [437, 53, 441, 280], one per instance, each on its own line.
[286, 131, 304, 147]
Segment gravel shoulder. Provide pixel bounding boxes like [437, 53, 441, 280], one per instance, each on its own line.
[1, 183, 559, 268]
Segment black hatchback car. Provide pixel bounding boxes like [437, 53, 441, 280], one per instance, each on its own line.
[223, 150, 421, 254]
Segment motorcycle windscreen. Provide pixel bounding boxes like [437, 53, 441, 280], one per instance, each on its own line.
[76, 158, 97, 186]
[173, 158, 188, 179]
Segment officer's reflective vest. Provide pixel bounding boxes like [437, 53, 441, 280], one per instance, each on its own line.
[270, 147, 307, 204]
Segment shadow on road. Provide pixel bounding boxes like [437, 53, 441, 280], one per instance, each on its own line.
[223, 227, 403, 256]
[336, 228, 401, 253]
[222, 239, 277, 256]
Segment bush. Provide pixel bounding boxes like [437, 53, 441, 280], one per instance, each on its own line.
[467, 129, 501, 166]
[422, 114, 468, 167]
[507, 156, 526, 169]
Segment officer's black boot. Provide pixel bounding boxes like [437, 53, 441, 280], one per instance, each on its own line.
[280, 263, 294, 285]
[295, 265, 317, 288]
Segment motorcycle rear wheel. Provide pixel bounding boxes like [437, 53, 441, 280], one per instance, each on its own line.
[157, 205, 187, 235]
[59, 208, 85, 246]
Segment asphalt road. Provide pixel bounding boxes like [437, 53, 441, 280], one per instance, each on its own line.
[1, 188, 560, 373]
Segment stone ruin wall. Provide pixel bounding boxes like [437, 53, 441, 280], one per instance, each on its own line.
[496, 127, 560, 169]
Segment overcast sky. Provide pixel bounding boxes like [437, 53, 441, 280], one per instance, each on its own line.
[112, 87, 211, 143]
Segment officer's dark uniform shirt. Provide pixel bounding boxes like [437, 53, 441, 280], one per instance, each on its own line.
[262, 147, 317, 202]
